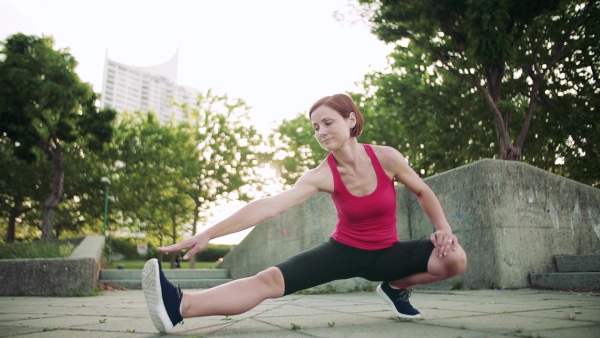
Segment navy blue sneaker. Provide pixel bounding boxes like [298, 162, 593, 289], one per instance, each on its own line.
[376, 283, 421, 319]
[142, 258, 184, 333]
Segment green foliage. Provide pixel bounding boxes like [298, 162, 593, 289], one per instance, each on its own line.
[102, 90, 264, 248]
[107, 237, 231, 262]
[175, 90, 265, 235]
[0, 33, 115, 241]
[353, 60, 497, 177]
[269, 112, 328, 186]
[105, 111, 196, 247]
[0, 241, 74, 259]
[353, 0, 599, 185]
[194, 244, 232, 262]
[108, 237, 142, 260]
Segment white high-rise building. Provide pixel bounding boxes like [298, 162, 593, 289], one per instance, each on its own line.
[100, 49, 199, 124]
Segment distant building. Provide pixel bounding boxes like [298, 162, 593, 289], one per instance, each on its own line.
[100, 49, 199, 124]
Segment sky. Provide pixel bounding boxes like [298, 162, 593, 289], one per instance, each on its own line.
[0, 0, 395, 244]
[0, 0, 394, 133]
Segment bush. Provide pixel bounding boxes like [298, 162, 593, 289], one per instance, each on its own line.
[0, 241, 74, 259]
[108, 237, 141, 259]
[108, 237, 232, 262]
[195, 244, 232, 262]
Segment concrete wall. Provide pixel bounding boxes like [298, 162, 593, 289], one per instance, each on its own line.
[221, 159, 600, 291]
[0, 236, 105, 296]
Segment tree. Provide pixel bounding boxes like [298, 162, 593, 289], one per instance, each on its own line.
[176, 90, 263, 267]
[0, 33, 116, 241]
[357, 0, 598, 161]
[269, 113, 327, 187]
[352, 62, 497, 177]
[106, 91, 262, 265]
[107, 112, 188, 252]
[0, 136, 49, 242]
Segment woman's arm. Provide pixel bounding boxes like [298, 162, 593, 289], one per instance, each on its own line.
[160, 168, 324, 259]
[381, 146, 458, 258]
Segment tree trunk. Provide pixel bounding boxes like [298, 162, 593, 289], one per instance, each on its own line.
[482, 64, 522, 161]
[170, 213, 177, 269]
[7, 207, 19, 243]
[189, 201, 201, 269]
[41, 145, 64, 242]
[158, 235, 164, 262]
[41, 205, 56, 241]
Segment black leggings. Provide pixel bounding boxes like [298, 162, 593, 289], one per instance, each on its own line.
[276, 237, 435, 295]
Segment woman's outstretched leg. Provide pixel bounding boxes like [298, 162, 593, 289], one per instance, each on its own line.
[142, 259, 284, 333]
[181, 266, 285, 317]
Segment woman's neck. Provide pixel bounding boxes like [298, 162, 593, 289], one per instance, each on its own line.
[330, 140, 363, 168]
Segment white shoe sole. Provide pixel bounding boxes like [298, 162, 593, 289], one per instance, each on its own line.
[376, 284, 421, 319]
[142, 259, 174, 333]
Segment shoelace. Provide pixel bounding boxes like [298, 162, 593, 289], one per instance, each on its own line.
[394, 288, 412, 302]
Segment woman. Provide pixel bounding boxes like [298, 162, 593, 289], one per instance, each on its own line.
[142, 93, 468, 333]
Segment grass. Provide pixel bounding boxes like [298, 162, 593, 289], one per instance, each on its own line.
[105, 260, 219, 269]
[0, 241, 74, 259]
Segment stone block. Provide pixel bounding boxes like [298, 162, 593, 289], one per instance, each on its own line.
[0, 235, 104, 296]
[221, 159, 600, 291]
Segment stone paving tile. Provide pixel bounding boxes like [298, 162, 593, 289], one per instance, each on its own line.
[515, 306, 600, 322]
[255, 311, 386, 331]
[184, 317, 289, 336]
[3, 314, 132, 331]
[302, 321, 492, 338]
[197, 330, 307, 338]
[405, 308, 488, 320]
[74, 317, 156, 334]
[532, 323, 600, 338]
[0, 289, 598, 337]
[253, 304, 334, 317]
[0, 313, 61, 322]
[425, 313, 592, 335]
[0, 326, 44, 337]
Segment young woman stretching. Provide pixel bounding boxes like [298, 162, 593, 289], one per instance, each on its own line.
[142, 93, 468, 333]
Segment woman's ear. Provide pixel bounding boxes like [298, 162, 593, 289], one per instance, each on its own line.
[349, 112, 356, 127]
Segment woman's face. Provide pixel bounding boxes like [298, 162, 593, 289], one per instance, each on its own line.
[310, 105, 355, 151]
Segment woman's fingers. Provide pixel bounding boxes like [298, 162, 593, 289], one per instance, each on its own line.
[431, 232, 458, 258]
[158, 242, 188, 252]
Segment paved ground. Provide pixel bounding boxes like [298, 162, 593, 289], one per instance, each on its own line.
[0, 288, 598, 337]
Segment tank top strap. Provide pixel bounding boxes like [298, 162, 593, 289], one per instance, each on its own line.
[363, 144, 391, 183]
[327, 152, 344, 193]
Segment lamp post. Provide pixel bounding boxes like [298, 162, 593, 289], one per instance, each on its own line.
[101, 177, 111, 259]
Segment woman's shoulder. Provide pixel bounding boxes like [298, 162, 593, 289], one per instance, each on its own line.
[298, 156, 334, 193]
[366, 144, 409, 176]
[310, 156, 334, 179]
[367, 144, 404, 161]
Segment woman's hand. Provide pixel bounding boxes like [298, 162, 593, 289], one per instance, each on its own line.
[430, 230, 458, 259]
[159, 232, 211, 260]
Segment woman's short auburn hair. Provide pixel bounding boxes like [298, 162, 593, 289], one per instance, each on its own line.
[308, 93, 364, 137]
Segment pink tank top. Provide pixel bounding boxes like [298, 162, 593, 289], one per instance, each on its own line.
[328, 144, 399, 250]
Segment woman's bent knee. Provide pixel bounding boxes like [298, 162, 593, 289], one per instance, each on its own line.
[447, 246, 467, 276]
[428, 245, 467, 278]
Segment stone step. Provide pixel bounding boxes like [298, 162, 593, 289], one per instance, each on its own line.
[100, 269, 230, 280]
[99, 269, 233, 290]
[530, 272, 600, 291]
[555, 254, 600, 272]
[99, 278, 233, 290]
